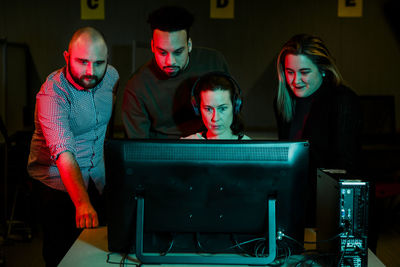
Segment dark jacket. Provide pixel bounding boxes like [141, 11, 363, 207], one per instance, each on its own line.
[275, 83, 362, 173]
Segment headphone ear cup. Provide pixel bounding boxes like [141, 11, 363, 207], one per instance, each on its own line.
[191, 76, 201, 116]
[191, 96, 200, 116]
[191, 71, 242, 116]
[234, 95, 242, 115]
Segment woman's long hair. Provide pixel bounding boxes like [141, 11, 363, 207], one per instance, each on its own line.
[276, 34, 344, 122]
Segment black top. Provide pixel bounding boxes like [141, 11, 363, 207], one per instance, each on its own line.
[201, 131, 245, 140]
[288, 93, 315, 140]
[274, 83, 362, 173]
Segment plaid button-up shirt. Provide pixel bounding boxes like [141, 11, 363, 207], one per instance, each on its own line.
[27, 65, 119, 192]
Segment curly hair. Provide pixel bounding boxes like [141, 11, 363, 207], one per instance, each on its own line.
[147, 6, 194, 39]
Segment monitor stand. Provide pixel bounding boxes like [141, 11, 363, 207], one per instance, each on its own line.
[135, 197, 277, 265]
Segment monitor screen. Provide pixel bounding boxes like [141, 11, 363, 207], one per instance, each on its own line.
[105, 139, 309, 257]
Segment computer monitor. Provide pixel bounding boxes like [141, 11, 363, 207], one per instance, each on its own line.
[105, 139, 309, 264]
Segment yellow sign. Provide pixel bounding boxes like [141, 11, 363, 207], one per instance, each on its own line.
[210, 0, 234, 19]
[81, 0, 105, 20]
[338, 0, 363, 17]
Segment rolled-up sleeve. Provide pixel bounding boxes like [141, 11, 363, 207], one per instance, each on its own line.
[37, 83, 76, 161]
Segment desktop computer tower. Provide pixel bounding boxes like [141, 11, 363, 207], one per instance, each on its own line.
[316, 169, 369, 267]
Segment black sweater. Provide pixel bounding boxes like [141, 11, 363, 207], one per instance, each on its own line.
[275, 83, 362, 173]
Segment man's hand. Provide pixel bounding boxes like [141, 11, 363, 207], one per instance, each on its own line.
[56, 151, 100, 229]
[75, 202, 99, 228]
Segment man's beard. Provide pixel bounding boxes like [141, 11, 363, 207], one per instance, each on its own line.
[160, 55, 190, 77]
[68, 64, 107, 89]
[163, 66, 181, 77]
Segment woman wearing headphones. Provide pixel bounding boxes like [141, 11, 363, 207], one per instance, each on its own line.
[183, 72, 251, 140]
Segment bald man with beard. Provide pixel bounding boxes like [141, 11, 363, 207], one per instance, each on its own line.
[27, 27, 119, 266]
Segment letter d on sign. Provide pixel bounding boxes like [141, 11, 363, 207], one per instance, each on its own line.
[217, 0, 229, 8]
[210, 0, 234, 19]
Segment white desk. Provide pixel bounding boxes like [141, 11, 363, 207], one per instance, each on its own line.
[59, 227, 385, 267]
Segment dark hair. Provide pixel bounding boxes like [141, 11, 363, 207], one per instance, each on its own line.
[147, 6, 194, 37]
[194, 73, 244, 136]
[276, 34, 344, 121]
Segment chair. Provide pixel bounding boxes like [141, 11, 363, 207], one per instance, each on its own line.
[0, 116, 32, 241]
[359, 95, 400, 182]
[359, 95, 400, 252]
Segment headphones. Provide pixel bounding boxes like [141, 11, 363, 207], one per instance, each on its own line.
[190, 71, 243, 116]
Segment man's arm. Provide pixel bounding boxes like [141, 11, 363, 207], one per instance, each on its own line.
[112, 79, 119, 105]
[56, 151, 98, 228]
[106, 79, 120, 139]
[122, 77, 151, 138]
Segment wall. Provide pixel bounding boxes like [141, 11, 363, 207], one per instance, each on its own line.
[0, 0, 399, 135]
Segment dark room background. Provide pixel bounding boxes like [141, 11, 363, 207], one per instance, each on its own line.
[0, 0, 399, 137]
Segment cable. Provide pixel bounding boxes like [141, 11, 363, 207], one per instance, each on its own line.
[254, 239, 265, 257]
[232, 234, 253, 255]
[225, 237, 266, 252]
[273, 239, 292, 265]
[105, 252, 140, 266]
[196, 232, 272, 258]
[195, 232, 208, 253]
[279, 232, 305, 252]
[304, 231, 343, 244]
[160, 236, 175, 256]
[294, 253, 320, 267]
